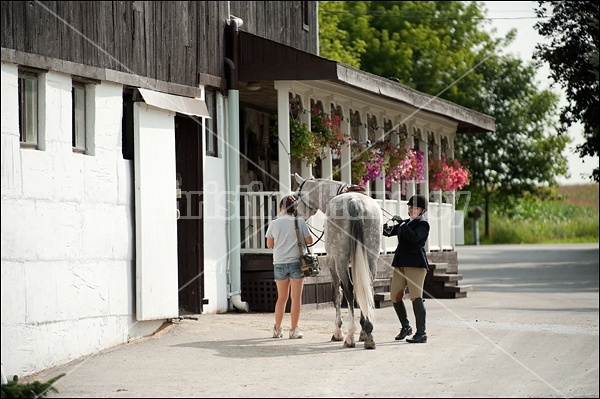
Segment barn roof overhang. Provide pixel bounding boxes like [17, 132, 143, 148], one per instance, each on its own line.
[238, 31, 495, 134]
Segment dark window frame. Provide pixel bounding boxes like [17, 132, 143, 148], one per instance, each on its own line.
[205, 89, 219, 158]
[72, 82, 87, 153]
[122, 89, 135, 161]
[302, 1, 310, 31]
[18, 70, 39, 148]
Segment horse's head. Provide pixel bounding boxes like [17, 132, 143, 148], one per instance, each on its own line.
[293, 173, 350, 220]
[293, 174, 318, 219]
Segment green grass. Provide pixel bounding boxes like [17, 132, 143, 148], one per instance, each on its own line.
[463, 184, 599, 245]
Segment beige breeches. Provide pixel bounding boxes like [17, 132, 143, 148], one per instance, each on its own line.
[391, 267, 427, 302]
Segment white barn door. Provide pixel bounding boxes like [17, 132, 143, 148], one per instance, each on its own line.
[134, 103, 179, 320]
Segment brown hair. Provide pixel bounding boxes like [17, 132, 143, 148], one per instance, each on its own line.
[280, 195, 297, 215]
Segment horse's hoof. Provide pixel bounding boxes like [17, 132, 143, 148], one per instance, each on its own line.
[343, 341, 356, 348]
[358, 331, 367, 342]
[364, 341, 376, 349]
[331, 335, 343, 342]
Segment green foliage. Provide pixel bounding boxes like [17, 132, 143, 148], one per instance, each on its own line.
[319, 1, 367, 69]
[477, 216, 598, 245]
[498, 196, 595, 223]
[1, 374, 64, 398]
[463, 192, 599, 244]
[534, 1, 599, 182]
[289, 116, 320, 165]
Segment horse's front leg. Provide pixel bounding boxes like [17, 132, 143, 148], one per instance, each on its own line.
[359, 312, 376, 349]
[331, 284, 344, 342]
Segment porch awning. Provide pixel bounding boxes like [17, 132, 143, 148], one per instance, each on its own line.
[238, 31, 495, 133]
[138, 88, 210, 118]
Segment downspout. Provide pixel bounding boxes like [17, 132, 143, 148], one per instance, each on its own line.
[225, 15, 249, 312]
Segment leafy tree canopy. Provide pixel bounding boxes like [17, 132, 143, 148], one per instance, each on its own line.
[534, 1, 599, 182]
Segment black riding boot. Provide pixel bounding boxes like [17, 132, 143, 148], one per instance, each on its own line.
[406, 298, 427, 343]
[392, 300, 412, 340]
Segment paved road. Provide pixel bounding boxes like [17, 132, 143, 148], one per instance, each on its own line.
[29, 244, 599, 398]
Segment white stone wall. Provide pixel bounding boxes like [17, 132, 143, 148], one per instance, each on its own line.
[0, 62, 161, 377]
[202, 162, 230, 313]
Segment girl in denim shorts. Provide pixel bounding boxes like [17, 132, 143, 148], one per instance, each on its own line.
[265, 195, 313, 339]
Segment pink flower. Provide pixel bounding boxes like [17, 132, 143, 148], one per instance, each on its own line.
[428, 155, 470, 191]
[384, 147, 425, 191]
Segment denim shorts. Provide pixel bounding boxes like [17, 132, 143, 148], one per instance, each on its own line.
[273, 261, 303, 281]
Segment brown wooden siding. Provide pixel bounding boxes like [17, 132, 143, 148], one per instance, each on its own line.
[230, 1, 317, 54]
[1, 1, 318, 89]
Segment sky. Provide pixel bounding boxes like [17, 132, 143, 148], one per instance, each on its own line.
[482, 1, 598, 185]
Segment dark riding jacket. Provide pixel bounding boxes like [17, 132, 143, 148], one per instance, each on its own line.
[383, 216, 430, 271]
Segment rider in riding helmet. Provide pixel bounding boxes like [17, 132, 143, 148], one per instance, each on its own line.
[383, 194, 430, 343]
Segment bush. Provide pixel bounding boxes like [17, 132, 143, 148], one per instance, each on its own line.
[1, 374, 64, 398]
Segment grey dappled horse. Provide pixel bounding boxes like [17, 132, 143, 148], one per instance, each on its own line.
[293, 174, 383, 349]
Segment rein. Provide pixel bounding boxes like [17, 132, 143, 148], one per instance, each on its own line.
[380, 207, 396, 223]
[306, 224, 325, 247]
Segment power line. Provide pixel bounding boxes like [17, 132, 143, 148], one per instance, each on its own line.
[320, 10, 546, 22]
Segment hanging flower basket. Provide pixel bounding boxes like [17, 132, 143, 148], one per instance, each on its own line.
[309, 106, 345, 158]
[378, 141, 425, 188]
[350, 141, 384, 186]
[429, 155, 470, 191]
[273, 106, 347, 166]
[288, 116, 323, 165]
[350, 139, 425, 188]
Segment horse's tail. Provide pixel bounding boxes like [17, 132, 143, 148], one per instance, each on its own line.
[349, 199, 375, 322]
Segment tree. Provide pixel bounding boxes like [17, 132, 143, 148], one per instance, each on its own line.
[319, 1, 569, 237]
[318, 1, 368, 69]
[534, 1, 599, 182]
[457, 55, 569, 235]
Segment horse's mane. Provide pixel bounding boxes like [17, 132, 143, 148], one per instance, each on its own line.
[306, 178, 347, 193]
[309, 178, 345, 186]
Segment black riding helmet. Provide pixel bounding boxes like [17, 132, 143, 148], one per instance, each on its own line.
[407, 194, 428, 211]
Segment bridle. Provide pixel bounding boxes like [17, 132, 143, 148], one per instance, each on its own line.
[295, 178, 317, 214]
[295, 178, 348, 247]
